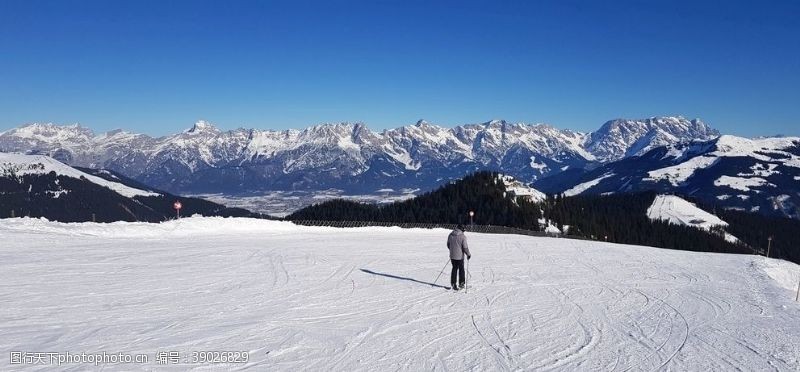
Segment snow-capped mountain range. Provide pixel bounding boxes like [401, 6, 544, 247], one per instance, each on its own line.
[0, 116, 717, 195]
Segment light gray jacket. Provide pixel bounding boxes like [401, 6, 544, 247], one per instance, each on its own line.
[447, 229, 471, 260]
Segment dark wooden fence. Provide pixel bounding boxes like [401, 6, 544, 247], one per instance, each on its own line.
[289, 220, 591, 240]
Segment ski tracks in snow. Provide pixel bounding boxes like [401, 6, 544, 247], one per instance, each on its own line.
[1, 224, 799, 370]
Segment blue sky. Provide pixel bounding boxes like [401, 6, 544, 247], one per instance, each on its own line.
[0, 0, 798, 136]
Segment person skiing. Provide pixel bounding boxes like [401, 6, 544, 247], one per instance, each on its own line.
[447, 224, 471, 290]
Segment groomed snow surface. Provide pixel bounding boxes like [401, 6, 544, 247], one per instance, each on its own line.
[2, 217, 799, 371]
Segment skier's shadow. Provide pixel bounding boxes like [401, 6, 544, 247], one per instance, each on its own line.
[360, 269, 450, 289]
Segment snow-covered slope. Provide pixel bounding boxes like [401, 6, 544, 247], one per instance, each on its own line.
[1, 217, 798, 370]
[646, 194, 741, 243]
[644, 135, 800, 187]
[543, 135, 800, 219]
[0, 116, 717, 194]
[0, 152, 158, 198]
[647, 194, 727, 230]
[562, 173, 616, 197]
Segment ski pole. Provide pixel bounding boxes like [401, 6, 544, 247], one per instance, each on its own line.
[465, 256, 469, 294]
[433, 259, 449, 286]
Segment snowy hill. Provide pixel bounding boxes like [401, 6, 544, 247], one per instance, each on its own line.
[647, 194, 728, 230]
[0, 152, 256, 222]
[647, 194, 740, 243]
[1, 217, 798, 370]
[539, 135, 800, 219]
[0, 116, 716, 194]
[0, 152, 159, 198]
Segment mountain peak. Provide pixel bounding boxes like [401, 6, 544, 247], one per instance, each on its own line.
[306, 122, 364, 134]
[12, 122, 94, 140]
[20, 122, 88, 130]
[586, 116, 719, 162]
[485, 119, 508, 127]
[100, 128, 133, 138]
[185, 120, 219, 134]
[651, 115, 686, 122]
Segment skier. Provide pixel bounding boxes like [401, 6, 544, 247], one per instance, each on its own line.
[447, 224, 471, 290]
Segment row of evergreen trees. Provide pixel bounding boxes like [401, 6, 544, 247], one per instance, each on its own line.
[716, 208, 800, 264]
[290, 171, 800, 264]
[289, 172, 543, 230]
[541, 192, 754, 255]
[545, 192, 800, 263]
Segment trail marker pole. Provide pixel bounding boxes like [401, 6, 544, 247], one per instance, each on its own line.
[766, 236, 773, 258]
[173, 200, 182, 219]
[469, 211, 475, 231]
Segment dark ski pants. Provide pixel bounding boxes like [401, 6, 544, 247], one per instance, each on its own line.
[451, 259, 465, 287]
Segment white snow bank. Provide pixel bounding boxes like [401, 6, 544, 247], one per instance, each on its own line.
[0, 152, 159, 198]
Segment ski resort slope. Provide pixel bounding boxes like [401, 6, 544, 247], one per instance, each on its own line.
[1, 218, 799, 371]
[647, 194, 728, 231]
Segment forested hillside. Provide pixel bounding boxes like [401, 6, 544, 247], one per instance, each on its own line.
[289, 172, 543, 230]
[715, 209, 800, 264]
[541, 192, 753, 255]
[290, 172, 800, 264]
